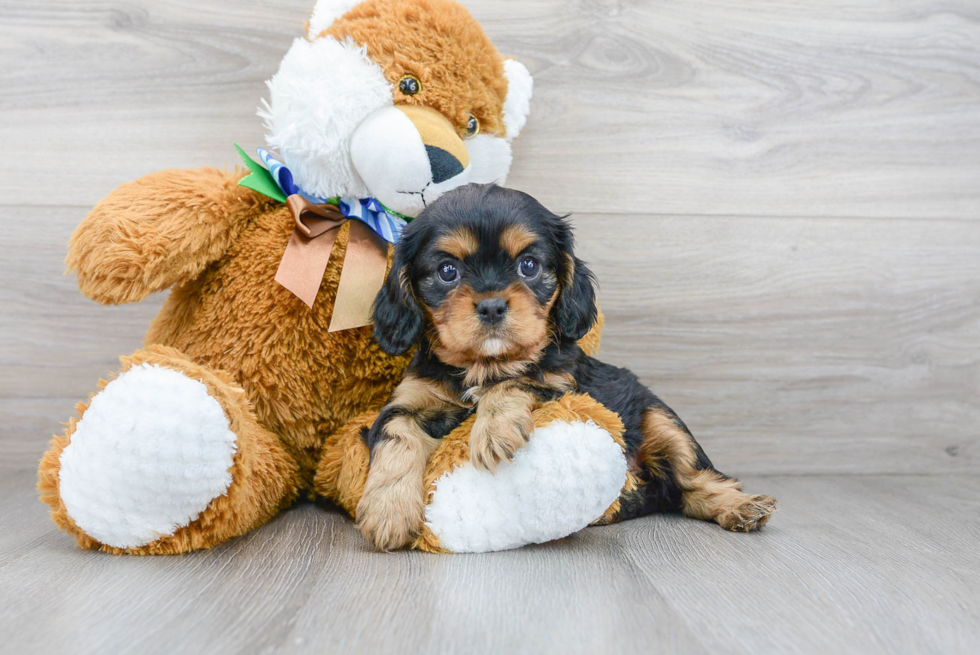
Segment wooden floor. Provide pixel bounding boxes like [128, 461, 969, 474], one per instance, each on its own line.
[1, 0, 978, 653]
[2, 471, 979, 654]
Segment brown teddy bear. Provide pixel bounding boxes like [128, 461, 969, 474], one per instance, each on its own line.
[37, 0, 621, 554]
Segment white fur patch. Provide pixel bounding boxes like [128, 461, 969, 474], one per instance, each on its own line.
[466, 134, 513, 186]
[58, 364, 238, 549]
[479, 337, 507, 357]
[424, 420, 627, 553]
[260, 36, 393, 200]
[307, 0, 361, 38]
[502, 59, 533, 141]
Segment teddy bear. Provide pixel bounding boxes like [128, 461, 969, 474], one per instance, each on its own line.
[38, 0, 627, 555]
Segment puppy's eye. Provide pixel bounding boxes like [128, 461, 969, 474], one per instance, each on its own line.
[399, 75, 421, 96]
[518, 257, 540, 279]
[465, 115, 480, 137]
[438, 262, 459, 283]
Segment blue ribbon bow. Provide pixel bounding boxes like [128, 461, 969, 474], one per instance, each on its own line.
[255, 148, 408, 244]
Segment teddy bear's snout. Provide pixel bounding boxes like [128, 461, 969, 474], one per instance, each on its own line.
[350, 104, 472, 217]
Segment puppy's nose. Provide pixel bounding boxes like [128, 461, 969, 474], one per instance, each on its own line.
[426, 145, 464, 184]
[476, 297, 508, 326]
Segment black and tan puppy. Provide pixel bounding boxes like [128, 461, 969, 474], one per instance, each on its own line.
[356, 184, 777, 550]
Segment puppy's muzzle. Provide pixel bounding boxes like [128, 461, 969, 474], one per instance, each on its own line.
[476, 297, 508, 327]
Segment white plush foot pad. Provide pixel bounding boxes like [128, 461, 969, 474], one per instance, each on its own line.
[424, 420, 627, 553]
[58, 364, 238, 549]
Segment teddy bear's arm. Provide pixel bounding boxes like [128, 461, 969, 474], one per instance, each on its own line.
[67, 167, 268, 305]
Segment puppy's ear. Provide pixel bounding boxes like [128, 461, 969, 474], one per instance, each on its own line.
[372, 262, 423, 355]
[555, 252, 597, 342]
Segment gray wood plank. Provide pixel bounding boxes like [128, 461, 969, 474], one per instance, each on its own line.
[0, 471, 706, 655]
[611, 474, 980, 655]
[3, 206, 977, 474]
[2, 472, 979, 654]
[0, 473, 337, 654]
[282, 524, 705, 654]
[577, 213, 980, 475]
[1, 1, 979, 218]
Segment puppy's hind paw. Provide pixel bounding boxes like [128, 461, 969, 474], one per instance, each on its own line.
[720, 494, 778, 532]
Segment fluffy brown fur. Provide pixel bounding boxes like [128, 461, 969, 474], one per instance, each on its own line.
[65, 167, 267, 305]
[140, 178, 409, 486]
[314, 412, 375, 517]
[324, 0, 509, 137]
[499, 223, 537, 258]
[41, 169, 412, 553]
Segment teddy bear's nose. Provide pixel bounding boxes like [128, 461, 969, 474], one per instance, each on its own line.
[426, 145, 465, 184]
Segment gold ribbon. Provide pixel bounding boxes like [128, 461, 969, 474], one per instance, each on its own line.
[274, 195, 389, 332]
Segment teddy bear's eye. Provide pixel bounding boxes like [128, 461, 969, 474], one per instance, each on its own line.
[465, 115, 480, 137]
[398, 75, 421, 96]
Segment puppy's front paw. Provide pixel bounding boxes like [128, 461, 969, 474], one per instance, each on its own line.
[355, 476, 424, 551]
[469, 409, 534, 472]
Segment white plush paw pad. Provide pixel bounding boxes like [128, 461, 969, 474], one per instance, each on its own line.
[58, 364, 238, 549]
[424, 420, 627, 553]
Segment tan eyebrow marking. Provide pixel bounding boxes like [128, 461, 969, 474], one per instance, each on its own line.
[435, 228, 479, 259]
[500, 224, 537, 258]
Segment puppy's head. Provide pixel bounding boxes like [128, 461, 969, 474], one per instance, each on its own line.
[372, 184, 596, 367]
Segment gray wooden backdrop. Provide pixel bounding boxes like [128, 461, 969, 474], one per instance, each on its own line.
[1, 0, 978, 475]
[3, 3, 980, 654]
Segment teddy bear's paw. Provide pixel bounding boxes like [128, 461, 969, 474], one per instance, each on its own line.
[57, 364, 238, 549]
[425, 420, 628, 553]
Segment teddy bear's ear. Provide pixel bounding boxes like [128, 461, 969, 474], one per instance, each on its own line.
[307, 0, 360, 39]
[502, 59, 534, 142]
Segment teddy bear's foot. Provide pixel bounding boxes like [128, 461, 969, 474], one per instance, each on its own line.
[423, 420, 627, 553]
[38, 345, 300, 554]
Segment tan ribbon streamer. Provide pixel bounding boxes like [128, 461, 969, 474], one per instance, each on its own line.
[328, 221, 389, 332]
[274, 195, 389, 332]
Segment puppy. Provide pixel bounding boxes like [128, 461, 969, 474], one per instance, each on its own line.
[356, 184, 777, 550]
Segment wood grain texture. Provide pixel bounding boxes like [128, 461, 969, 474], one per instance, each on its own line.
[577, 213, 980, 474]
[1, 1, 979, 217]
[2, 471, 979, 654]
[2, 206, 976, 474]
[2, 2, 978, 653]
